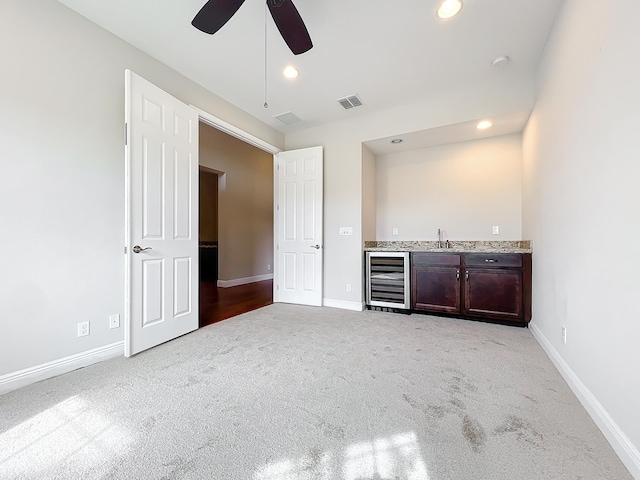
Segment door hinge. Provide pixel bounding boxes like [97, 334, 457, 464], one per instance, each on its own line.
[124, 123, 128, 146]
[124, 246, 127, 254]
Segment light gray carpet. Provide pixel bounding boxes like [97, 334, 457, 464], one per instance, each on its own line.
[0, 304, 631, 479]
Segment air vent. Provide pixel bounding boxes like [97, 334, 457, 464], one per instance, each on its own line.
[273, 111, 302, 125]
[337, 94, 364, 110]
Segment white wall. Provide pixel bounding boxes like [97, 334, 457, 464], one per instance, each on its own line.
[361, 145, 377, 244]
[376, 134, 522, 241]
[0, 0, 283, 377]
[286, 77, 534, 306]
[522, 0, 640, 475]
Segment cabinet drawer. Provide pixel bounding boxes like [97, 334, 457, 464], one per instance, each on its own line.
[412, 252, 461, 266]
[465, 253, 522, 268]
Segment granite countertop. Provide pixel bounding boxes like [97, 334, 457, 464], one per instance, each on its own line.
[364, 240, 532, 254]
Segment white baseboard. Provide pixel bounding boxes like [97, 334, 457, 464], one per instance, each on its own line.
[322, 298, 366, 311]
[0, 341, 124, 396]
[529, 322, 640, 478]
[217, 273, 273, 288]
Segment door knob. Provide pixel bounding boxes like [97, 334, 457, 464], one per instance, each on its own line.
[311, 244, 321, 249]
[132, 245, 152, 254]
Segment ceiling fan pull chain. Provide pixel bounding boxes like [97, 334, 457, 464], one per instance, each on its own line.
[264, 2, 269, 109]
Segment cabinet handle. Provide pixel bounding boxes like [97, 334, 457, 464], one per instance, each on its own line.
[466, 271, 469, 281]
[456, 269, 460, 281]
[485, 259, 497, 263]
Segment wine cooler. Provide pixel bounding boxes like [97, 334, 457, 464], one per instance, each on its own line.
[365, 251, 411, 310]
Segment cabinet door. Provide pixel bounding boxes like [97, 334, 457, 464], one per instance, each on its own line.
[412, 265, 461, 313]
[464, 268, 523, 321]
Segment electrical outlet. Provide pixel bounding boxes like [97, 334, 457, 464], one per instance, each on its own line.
[109, 314, 120, 329]
[346, 284, 352, 292]
[78, 321, 90, 337]
[267, 264, 271, 271]
[561, 326, 567, 344]
[492, 225, 500, 235]
[392, 227, 399, 236]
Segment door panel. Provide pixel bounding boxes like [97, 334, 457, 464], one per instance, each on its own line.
[125, 70, 199, 357]
[275, 146, 323, 306]
[142, 259, 164, 326]
[303, 180, 316, 239]
[173, 257, 192, 317]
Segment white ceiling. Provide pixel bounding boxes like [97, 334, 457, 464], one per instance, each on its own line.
[56, 0, 563, 144]
[364, 110, 532, 155]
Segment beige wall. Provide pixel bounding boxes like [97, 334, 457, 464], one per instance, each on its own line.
[199, 124, 274, 282]
[0, 0, 283, 377]
[522, 0, 640, 474]
[376, 134, 523, 241]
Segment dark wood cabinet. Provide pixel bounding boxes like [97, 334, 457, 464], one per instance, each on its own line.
[412, 253, 461, 314]
[411, 252, 532, 325]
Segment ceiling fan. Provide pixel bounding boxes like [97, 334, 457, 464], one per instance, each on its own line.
[192, 0, 313, 55]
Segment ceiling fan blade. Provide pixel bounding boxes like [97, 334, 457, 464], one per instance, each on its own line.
[192, 0, 246, 35]
[267, 0, 313, 55]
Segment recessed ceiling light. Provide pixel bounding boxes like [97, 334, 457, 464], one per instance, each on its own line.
[477, 120, 493, 130]
[282, 66, 299, 78]
[390, 139, 404, 144]
[437, 0, 463, 19]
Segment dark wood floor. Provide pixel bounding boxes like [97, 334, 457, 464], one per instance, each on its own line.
[199, 279, 273, 328]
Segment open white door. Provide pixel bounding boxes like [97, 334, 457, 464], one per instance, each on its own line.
[274, 146, 323, 306]
[124, 70, 199, 357]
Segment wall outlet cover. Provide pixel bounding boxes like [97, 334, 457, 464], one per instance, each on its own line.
[109, 314, 120, 329]
[78, 321, 90, 337]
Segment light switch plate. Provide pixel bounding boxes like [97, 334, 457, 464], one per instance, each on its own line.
[339, 227, 353, 236]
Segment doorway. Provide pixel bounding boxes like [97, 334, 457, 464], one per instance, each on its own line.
[198, 123, 274, 327]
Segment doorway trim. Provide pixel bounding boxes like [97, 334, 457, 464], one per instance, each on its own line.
[192, 106, 284, 302]
[191, 106, 282, 155]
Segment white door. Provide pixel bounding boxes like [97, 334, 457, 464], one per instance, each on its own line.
[275, 146, 323, 306]
[124, 70, 199, 357]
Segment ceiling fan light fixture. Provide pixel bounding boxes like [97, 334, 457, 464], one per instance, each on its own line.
[283, 66, 299, 78]
[437, 0, 463, 19]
